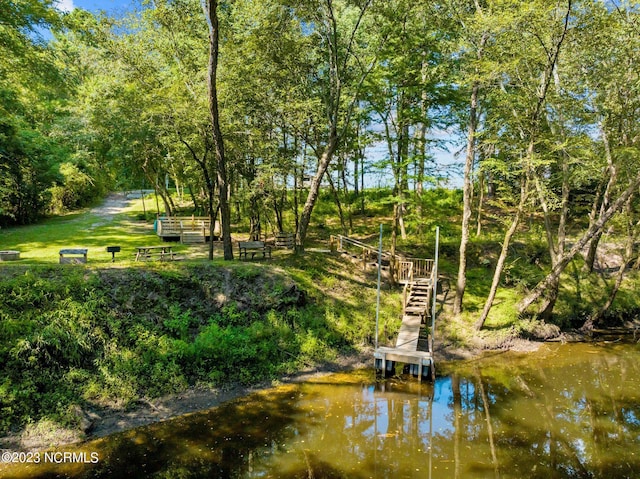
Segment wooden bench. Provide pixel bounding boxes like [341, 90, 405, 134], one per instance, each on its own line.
[238, 241, 272, 260]
[59, 248, 88, 264]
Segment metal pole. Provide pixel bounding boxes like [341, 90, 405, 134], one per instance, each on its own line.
[430, 226, 440, 358]
[375, 224, 383, 350]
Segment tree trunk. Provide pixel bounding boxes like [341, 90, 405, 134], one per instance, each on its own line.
[178, 132, 216, 259]
[475, 179, 528, 330]
[339, 161, 353, 234]
[360, 152, 365, 215]
[531, 138, 571, 320]
[584, 123, 617, 273]
[203, 0, 232, 260]
[416, 55, 429, 225]
[327, 169, 347, 235]
[294, 0, 373, 251]
[249, 195, 261, 241]
[454, 78, 481, 316]
[476, 170, 484, 237]
[517, 172, 640, 314]
[581, 195, 636, 331]
[476, 1, 572, 327]
[296, 127, 338, 251]
[454, 26, 487, 315]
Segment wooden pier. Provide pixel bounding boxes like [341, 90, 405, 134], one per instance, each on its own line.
[330, 230, 440, 381]
[330, 230, 440, 380]
[375, 277, 436, 381]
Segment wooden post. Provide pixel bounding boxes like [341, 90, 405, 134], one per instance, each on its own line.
[431, 227, 439, 356]
[402, 284, 407, 315]
[375, 224, 382, 350]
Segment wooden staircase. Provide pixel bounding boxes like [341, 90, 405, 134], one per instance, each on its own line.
[180, 231, 206, 244]
[375, 277, 436, 381]
[328, 231, 440, 381]
[397, 279, 433, 351]
[372, 228, 440, 382]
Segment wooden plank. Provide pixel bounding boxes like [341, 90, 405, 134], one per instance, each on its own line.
[59, 248, 88, 255]
[157, 217, 218, 239]
[59, 248, 88, 264]
[374, 347, 432, 366]
[395, 314, 422, 351]
[238, 241, 265, 249]
[275, 232, 294, 248]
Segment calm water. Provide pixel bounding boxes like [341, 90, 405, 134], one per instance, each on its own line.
[2, 341, 640, 478]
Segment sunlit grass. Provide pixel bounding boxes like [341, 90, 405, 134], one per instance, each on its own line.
[0, 195, 184, 265]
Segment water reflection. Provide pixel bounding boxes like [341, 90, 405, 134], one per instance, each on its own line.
[2, 342, 640, 478]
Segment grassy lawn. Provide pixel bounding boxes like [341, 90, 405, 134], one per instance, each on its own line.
[0, 192, 406, 439]
[0, 196, 189, 264]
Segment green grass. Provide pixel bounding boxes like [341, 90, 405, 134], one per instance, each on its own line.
[0, 196, 177, 264]
[0, 193, 407, 437]
[0, 257, 395, 435]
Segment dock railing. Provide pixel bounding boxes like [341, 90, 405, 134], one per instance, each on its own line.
[157, 216, 219, 243]
[402, 262, 414, 314]
[330, 234, 389, 270]
[331, 235, 433, 284]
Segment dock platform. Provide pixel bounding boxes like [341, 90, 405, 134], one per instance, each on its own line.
[373, 228, 440, 381]
[375, 278, 435, 380]
[330, 229, 440, 381]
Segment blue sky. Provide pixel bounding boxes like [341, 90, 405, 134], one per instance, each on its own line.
[55, 0, 134, 14]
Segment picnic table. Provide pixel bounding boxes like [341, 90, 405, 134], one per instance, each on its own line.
[135, 245, 176, 261]
[238, 241, 272, 260]
[59, 248, 88, 264]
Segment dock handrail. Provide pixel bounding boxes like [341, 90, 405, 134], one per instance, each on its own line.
[331, 234, 433, 283]
[399, 260, 414, 288]
[331, 234, 391, 258]
[402, 262, 414, 315]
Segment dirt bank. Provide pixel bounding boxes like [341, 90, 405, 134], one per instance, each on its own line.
[0, 341, 547, 452]
[0, 351, 373, 451]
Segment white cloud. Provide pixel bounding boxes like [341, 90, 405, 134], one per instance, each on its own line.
[55, 0, 75, 12]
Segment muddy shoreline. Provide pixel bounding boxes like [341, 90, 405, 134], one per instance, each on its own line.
[0, 340, 546, 452]
[3, 324, 631, 452]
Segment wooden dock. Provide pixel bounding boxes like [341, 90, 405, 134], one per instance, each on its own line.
[329, 230, 440, 380]
[375, 278, 435, 381]
[350, 227, 439, 382]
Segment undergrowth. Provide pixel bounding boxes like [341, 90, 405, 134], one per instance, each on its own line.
[0, 255, 395, 436]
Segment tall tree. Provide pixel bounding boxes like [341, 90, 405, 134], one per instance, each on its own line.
[452, 0, 489, 316]
[290, 0, 377, 251]
[203, 0, 233, 259]
[475, 0, 573, 330]
[516, 1, 640, 319]
[0, 0, 67, 225]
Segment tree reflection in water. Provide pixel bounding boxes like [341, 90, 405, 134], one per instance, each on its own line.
[2, 343, 639, 478]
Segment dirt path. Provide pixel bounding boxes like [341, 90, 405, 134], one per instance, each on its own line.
[90, 192, 135, 220]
